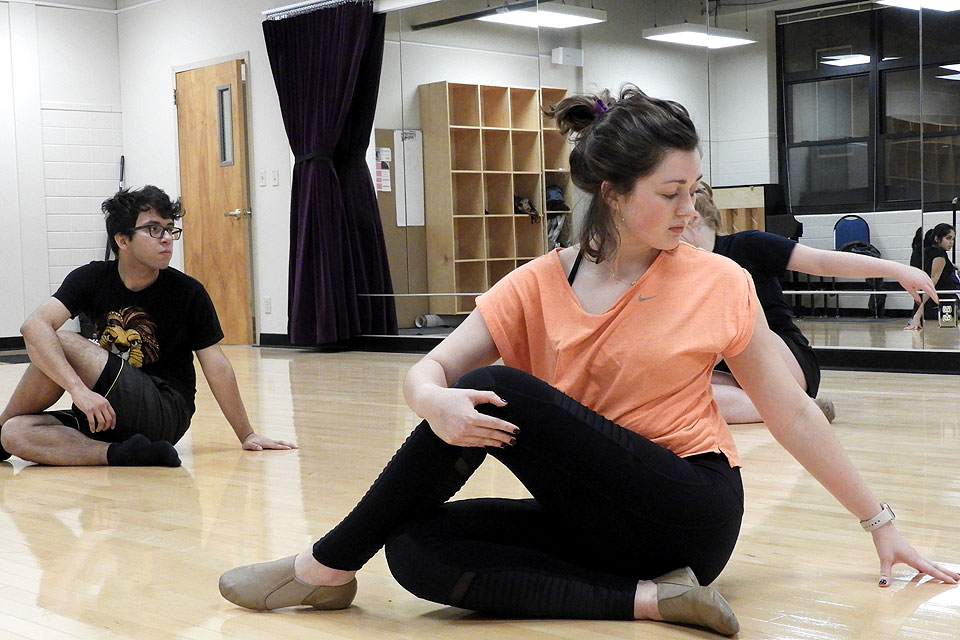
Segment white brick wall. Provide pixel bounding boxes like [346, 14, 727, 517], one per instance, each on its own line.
[794, 209, 953, 311]
[41, 107, 122, 295]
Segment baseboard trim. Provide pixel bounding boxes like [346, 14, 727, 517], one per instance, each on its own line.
[816, 347, 960, 375]
[258, 333, 292, 347]
[0, 336, 25, 350]
[257, 333, 442, 353]
[258, 334, 959, 374]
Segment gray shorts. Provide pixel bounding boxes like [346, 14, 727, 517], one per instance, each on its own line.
[47, 351, 192, 444]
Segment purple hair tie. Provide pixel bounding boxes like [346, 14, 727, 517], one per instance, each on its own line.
[594, 98, 609, 116]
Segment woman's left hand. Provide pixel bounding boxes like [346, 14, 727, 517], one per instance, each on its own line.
[242, 432, 298, 450]
[872, 523, 959, 587]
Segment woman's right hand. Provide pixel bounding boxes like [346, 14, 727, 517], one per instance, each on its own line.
[871, 523, 959, 587]
[418, 385, 519, 448]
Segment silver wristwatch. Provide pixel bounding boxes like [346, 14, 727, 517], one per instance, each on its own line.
[860, 503, 895, 531]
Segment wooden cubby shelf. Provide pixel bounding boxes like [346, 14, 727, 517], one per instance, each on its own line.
[485, 217, 515, 260]
[481, 86, 510, 128]
[455, 218, 484, 260]
[483, 129, 512, 171]
[451, 128, 481, 171]
[487, 259, 516, 288]
[421, 81, 565, 314]
[512, 130, 542, 172]
[510, 87, 540, 130]
[542, 130, 570, 171]
[484, 173, 513, 215]
[449, 84, 480, 126]
[452, 173, 483, 215]
[541, 87, 575, 250]
[516, 216, 544, 259]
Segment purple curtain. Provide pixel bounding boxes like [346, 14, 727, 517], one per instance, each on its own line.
[263, 0, 397, 345]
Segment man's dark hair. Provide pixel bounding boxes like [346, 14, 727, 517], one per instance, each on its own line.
[102, 185, 184, 253]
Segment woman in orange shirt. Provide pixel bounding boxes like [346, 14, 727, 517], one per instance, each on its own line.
[219, 87, 956, 636]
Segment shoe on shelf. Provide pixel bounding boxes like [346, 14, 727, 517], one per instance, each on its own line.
[814, 397, 836, 424]
[219, 555, 357, 611]
[655, 566, 740, 636]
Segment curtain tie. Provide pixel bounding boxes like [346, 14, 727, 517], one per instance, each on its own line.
[294, 147, 335, 164]
[294, 149, 368, 164]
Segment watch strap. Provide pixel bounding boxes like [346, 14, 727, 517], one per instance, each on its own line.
[860, 503, 895, 531]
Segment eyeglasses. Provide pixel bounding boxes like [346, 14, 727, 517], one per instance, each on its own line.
[130, 224, 183, 240]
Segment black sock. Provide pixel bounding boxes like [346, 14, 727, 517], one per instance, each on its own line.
[0, 423, 9, 462]
[107, 434, 181, 467]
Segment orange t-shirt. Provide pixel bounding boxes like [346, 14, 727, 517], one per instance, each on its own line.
[476, 243, 758, 467]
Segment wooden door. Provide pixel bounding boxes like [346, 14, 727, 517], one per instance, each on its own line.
[175, 59, 253, 344]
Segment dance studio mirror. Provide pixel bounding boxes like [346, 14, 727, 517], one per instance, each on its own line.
[371, 0, 960, 354]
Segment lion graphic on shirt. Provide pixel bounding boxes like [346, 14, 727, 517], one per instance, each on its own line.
[96, 307, 159, 368]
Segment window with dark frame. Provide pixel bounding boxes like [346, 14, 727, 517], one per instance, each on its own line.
[777, 4, 960, 213]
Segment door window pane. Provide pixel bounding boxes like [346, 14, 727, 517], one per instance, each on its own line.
[883, 7, 960, 62]
[884, 67, 960, 134]
[787, 76, 869, 142]
[879, 7, 918, 62]
[788, 143, 870, 208]
[217, 84, 234, 166]
[922, 135, 960, 204]
[782, 11, 871, 74]
[884, 136, 920, 201]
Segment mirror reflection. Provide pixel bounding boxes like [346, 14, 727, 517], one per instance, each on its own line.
[370, 0, 960, 354]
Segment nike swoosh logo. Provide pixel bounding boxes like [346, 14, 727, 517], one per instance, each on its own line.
[637, 295, 657, 302]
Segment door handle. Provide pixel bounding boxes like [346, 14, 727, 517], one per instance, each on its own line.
[224, 208, 251, 218]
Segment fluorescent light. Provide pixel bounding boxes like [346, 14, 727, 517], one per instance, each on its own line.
[478, 3, 606, 29]
[477, 8, 540, 27]
[642, 23, 757, 49]
[941, 63, 960, 71]
[821, 54, 871, 66]
[537, 4, 606, 28]
[876, 0, 960, 11]
[937, 73, 960, 80]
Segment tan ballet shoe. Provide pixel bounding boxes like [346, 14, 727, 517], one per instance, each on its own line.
[814, 397, 836, 424]
[652, 566, 699, 588]
[656, 567, 739, 636]
[219, 555, 357, 611]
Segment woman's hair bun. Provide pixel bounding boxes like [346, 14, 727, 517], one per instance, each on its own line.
[544, 89, 614, 138]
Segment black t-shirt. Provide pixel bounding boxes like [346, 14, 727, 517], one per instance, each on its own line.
[923, 247, 960, 291]
[53, 261, 223, 408]
[712, 230, 798, 335]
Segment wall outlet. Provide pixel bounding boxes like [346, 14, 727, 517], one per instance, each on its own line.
[264, 296, 272, 314]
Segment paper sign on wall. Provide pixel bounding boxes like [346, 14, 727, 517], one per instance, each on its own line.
[375, 147, 392, 192]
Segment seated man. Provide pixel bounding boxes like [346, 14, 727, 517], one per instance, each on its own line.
[0, 185, 295, 466]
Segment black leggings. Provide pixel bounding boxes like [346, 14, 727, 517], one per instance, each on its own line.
[312, 366, 744, 620]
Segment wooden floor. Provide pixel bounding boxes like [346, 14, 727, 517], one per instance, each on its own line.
[0, 346, 959, 640]
[796, 317, 960, 350]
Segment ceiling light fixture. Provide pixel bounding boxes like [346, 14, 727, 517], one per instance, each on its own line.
[875, 0, 960, 11]
[477, 3, 606, 29]
[641, 23, 757, 49]
[821, 54, 872, 66]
